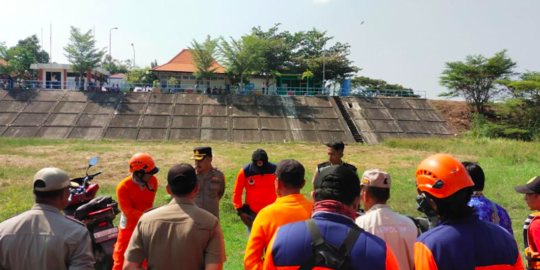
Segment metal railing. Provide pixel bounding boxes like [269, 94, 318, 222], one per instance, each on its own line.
[351, 88, 426, 98]
[0, 79, 426, 98]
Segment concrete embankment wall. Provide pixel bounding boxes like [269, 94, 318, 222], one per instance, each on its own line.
[0, 90, 456, 143]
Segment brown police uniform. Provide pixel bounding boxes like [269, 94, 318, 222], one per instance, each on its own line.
[0, 204, 95, 270]
[191, 146, 226, 218]
[125, 197, 226, 270]
[195, 166, 226, 218]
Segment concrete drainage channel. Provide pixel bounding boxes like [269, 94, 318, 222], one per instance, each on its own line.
[0, 90, 456, 143]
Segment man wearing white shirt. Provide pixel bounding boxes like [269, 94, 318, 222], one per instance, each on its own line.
[356, 169, 417, 270]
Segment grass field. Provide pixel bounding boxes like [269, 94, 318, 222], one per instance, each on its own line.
[0, 137, 536, 268]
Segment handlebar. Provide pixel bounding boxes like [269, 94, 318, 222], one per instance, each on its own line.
[67, 161, 102, 203]
[87, 171, 103, 180]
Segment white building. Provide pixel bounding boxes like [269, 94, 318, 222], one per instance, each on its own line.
[30, 63, 110, 90]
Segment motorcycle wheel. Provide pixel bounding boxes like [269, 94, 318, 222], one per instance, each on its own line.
[94, 246, 114, 270]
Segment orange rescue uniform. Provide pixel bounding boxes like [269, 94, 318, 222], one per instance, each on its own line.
[233, 162, 277, 214]
[244, 194, 314, 270]
[112, 175, 158, 270]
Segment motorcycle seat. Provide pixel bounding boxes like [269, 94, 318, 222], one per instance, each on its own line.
[74, 196, 119, 220]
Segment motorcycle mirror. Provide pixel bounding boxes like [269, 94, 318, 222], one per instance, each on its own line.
[89, 157, 99, 167]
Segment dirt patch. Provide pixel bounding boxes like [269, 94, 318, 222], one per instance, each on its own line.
[430, 100, 472, 132]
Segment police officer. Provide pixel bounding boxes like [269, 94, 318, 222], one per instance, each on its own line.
[192, 146, 226, 218]
[0, 167, 95, 270]
[312, 140, 357, 183]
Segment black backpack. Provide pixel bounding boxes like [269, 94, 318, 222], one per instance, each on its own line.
[298, 219, 362, 270]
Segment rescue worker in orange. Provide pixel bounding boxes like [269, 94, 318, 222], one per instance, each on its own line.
[415, 153, 524, 270]
[112, 153, 159, 270]
[233, 149, 277, 237]
[515, 176, 540, 269]
[243, 159, 313, 270]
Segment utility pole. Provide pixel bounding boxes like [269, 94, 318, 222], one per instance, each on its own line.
[322, 43, 326, 95]
[49, 23, 52, 65]
[109, 27, 118, 83]
[41, 27, 43, 63]
[131, 43, 135, 68]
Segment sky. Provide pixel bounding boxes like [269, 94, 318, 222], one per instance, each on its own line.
[1, 0, 539, 99]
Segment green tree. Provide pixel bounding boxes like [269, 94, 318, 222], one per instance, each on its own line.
[63, 26, 106, 79]
[440, 50, 516, 113]
[101, 59, 131, 75]
[167, 76, 179, 91]
[351, 76, 419, 97]
[218, 35, 264, 91]
[15, 35, 49, 64]
[302, 70, 314, 90]
[0, 35, 49, 79]
[126, 67, 155, 84]
[351, 76, 408, 90]
[189, 35, 219, 86]
[291, 29, 359, 86]
[0, 42, 15, 76]
[498, 71, 540, 100]
[251, 24, 294, 90]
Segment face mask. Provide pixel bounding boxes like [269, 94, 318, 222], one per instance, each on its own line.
[133, 172, 156, 192]
[416, 194, 437, 217]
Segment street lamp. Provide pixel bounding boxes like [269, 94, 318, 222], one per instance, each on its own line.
[131, 43, 135, 68]
[109, 27, 118, 83]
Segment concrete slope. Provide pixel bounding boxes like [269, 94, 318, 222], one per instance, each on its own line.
[0, 90, 355, 143]
[339, 96, 458, 144]
[0, 90, 456, 143]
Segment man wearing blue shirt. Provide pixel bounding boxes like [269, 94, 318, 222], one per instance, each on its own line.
[463, 161, 513, 234]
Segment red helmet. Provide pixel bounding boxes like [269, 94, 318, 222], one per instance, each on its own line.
[129, 153, 159, 174]
[416, 153, 473, 199]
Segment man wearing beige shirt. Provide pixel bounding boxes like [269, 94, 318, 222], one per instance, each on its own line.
[123, 163, 226, 270]
[0, 167, 95, 270]
[356, 169, 417, 270]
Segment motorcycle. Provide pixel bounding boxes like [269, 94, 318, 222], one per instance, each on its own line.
[64, 157, 120, 270]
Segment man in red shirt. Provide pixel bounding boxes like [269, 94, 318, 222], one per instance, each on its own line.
[515, 176, 540, 269]
[232, 149, 276, 237]
[112, 153, 159, 270]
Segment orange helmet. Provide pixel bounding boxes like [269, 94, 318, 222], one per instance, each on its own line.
[129, 153, 159, 174]
[416, 153, 473, 199]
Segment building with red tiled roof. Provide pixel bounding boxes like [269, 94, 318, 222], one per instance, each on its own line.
[153, 49, 226, 74]
[152, 49, 229, 91]
[0, 58, 7, 67]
